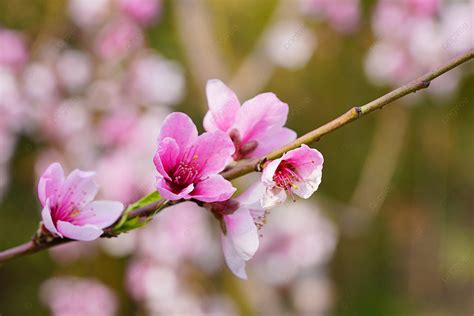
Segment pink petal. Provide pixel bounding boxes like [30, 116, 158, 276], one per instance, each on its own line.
[59, 169, 98, 209]
[261, 158, 282, 186]
[221, 233, 248, 279]
[223, 207, 259, 260]
[38, 162, 65, 207]
[247, 127, 297, 158]
[155, 177, 195, 201]
[221, 206, 260, 279]
[192, 130, 234, 178]
[41, 200, 62, 237]
[158, 112, 198, 153]
[190, 175, 236, 202]
[236, 181, 266, 210]
[153, 137, 180, 180]
[74, 200, 124, 229]
[282, 144, 324, 180]
[204, 79, 240, 132]
[203, 111, 218, 132]
[292, 179, 321, 199]
[56, 221, 103, 241]
[235, 92, 289, 143]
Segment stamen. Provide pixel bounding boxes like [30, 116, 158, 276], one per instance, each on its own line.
[171, 147, 200, 188]
[253, 210, 269, 231]
[273, 161, 301, 196]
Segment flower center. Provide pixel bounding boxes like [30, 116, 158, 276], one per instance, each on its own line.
[273, 161, 301, 191]
[171, 149, 200, 189]
[173, 161, 198, 186]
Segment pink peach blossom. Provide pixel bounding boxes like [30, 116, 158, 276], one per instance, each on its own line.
[251, 200, 337, 285]
[299, 0, 361, 33]
[68, 0, 110, 29]
[138, 201, 219, 268]
[120, 0, 161, 26]
[38, 162, 124, 241]
[95, 18, 143, 60]
[0, 29, 28, 70]
[40, 277, 117, 316]
[154, 112, 236, 202]
[261, 145, 324, 208]
[218, 183, 267, 279]
[204, 79, 296, 160]
[128, 53, 185, 107]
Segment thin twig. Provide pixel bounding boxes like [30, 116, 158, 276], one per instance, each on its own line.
[221, 49, 474, 180]
[0, 49, 472, 264]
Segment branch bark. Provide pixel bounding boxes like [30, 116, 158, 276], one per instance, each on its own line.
[0, 49, 473, 264]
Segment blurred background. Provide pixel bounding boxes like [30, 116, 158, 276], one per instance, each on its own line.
[0, 0, 473, 315]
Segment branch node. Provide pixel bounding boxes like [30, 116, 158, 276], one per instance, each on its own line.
[256, 158, 267, 172]
[354, 106, 362, 117]
[420, 80, 431, 89]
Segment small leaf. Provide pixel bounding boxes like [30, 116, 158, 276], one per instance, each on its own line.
[114, 191, 161, 229]
[128, 191, 161, 211]
[112, 217, 147, 234]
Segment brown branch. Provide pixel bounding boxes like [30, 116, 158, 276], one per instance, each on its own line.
[221, 49, 474, 180]
[0, 49, 473, 264]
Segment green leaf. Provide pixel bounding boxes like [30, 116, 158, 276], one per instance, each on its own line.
[128, 191, 161, 212]
[112, 217, 147, 234]
[114, 191, 161, 230]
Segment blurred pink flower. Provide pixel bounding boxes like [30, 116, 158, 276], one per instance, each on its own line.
[38, 162, 123, 241]
[126, 261, 228, 315]
[264, 20, 317, 70]
[40, 277, 117, 316]
[0, 29, 28, 70]
[97, 110, 139, 148]
[324, 0, 360, 33]
[120, 0, 161, 26]
[138, 201, 219, 267]
[219, 183, 267, 279]
[95, 18, 143, 60]
[48, 241, 98, 264]
[0, 67, 27, 132]
[261, 145, 324, 208]
[68, 0, 110, 29]
[55, 50, 92, 92]
[204, 79, 296, 160]
[128, 53, 185, 106]
[100, 230, 137, 257]
[407, 0, 441, 16]
[300, 0, 360, 33]
[372, 0, 440, 41]
[97, 110, 164, 203]
[23, 62, 57, 102]
[364, 41, 416, 86]
[252, 201, 338, 285]
[154, 112, 236, 202]
[366, 0, 469, 100]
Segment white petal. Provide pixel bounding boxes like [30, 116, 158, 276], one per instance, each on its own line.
[56, 221, 103, 241]
[221, 233, 248, 279]
[293, 180, 321, 199]
[261, 158, 282, 186]
[260, 187, 287, 208]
